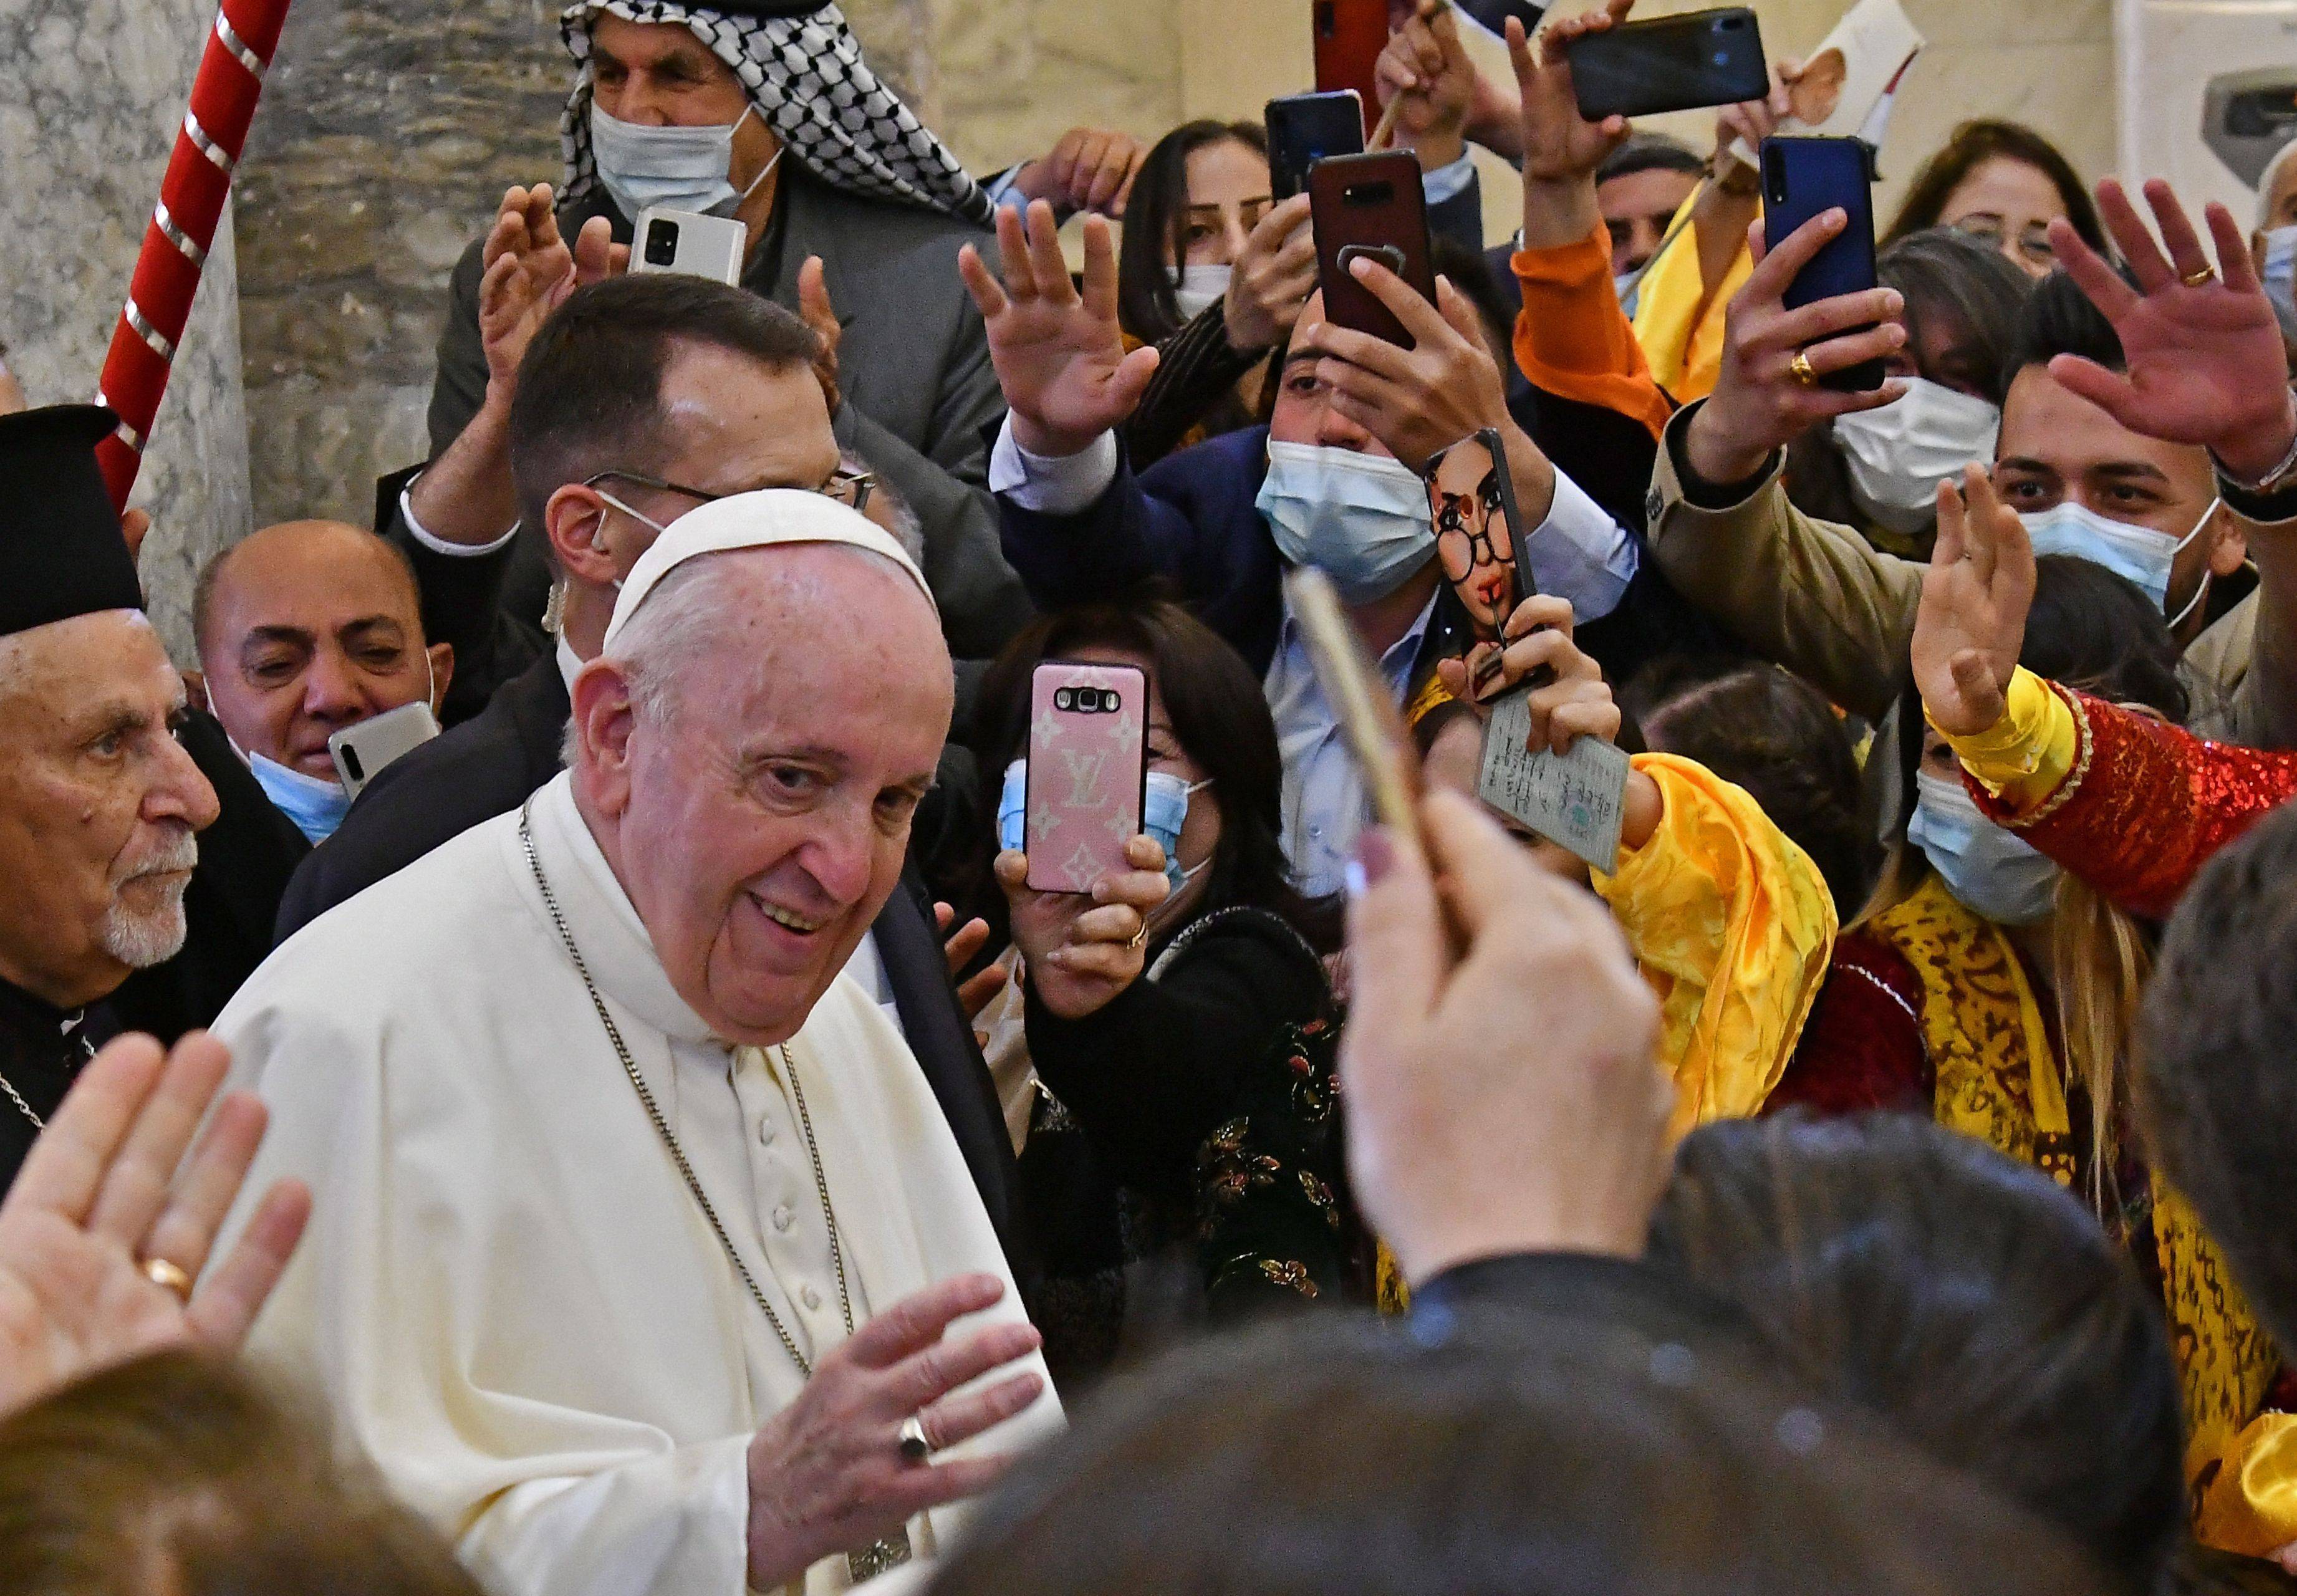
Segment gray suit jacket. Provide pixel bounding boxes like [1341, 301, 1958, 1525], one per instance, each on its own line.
[404, 165, 1032, 707]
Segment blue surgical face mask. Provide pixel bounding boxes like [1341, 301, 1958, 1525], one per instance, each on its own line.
[1255, 440, 1436, 605]
[250, 752, 352, 845]
[1905, 768, 2061, 927]
[589, 100, 778, 220]
[1000, 760, 1211, 892]
[2263, 225, 2297, 317]
[2021, 498, 2215, 622]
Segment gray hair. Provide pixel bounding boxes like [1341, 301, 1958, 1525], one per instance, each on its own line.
[562, 541, 930, 766]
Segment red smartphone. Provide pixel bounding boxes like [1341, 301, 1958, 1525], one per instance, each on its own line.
[1308, 151, 1437, 349]
[1312, 0, 1387, 125]
[1024, 661, 1150, 895]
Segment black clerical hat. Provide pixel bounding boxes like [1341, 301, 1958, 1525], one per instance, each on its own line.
[0, 405, 143, 635]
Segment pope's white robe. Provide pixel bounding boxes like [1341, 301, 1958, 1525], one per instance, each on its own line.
[209, 773, 1061, 1596]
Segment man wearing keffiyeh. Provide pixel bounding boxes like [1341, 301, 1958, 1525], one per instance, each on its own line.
[387, 0, 1034, 721]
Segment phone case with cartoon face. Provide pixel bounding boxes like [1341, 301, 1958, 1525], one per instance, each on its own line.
[1024, 661, 1150, 895]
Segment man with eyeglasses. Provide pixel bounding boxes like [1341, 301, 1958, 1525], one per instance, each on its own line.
[278, 272, 1027, 1269]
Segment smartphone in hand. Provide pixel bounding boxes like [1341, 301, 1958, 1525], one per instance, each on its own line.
[1564, 7, 1769, 120]
[1023, 661, 1150, 895]
[1267, 90, 1365, 201]
[1760, 135, 1885, 393]
[1426, 428, 1528, 651]
[1309, 151, 1437, 349]
[630, 206, 745, 286]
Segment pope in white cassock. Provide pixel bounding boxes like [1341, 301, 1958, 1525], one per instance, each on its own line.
[208, 492, 1062, 1595]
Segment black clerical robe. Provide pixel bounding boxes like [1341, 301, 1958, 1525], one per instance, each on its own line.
[0, 979, 115, 1196]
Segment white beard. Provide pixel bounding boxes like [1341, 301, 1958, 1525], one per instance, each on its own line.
[99, 831, 198, 969]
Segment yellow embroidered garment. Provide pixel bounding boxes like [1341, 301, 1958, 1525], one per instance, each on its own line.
[1871, 875, 2289, 1551]
[1629, 195, 1751, 403]
[1593, 754, 1838, 1140]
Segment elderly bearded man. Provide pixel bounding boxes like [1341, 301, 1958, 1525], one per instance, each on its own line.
[211, 494, 1060, 1594]
[0, 406, 221, 1191]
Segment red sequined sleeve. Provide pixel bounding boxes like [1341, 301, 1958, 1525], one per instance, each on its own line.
[1967, 687, 2297, 921]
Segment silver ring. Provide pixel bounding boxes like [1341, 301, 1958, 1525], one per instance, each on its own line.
[898, 1414, 933, 1462]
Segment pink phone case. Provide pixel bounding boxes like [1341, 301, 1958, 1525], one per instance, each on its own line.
[1024, 661, 1149, 895]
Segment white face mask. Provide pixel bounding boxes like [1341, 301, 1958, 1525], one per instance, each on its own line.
[2021, 497, 2217, 624]
[1169, 262, 1231, 321]
[1831, 380, 2002, 536]
[589, 101, 778, 220]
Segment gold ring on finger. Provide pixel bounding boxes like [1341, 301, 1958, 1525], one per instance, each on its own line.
[141, 1256, 193, 1302]
[2183, 266, 2218, 287]
[1788, 351, 1819, 388]
[1128, 921, 1148, 951]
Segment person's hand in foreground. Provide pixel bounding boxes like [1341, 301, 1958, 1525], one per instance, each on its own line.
[1341, 789, 1669, 1286]
[745, 1273, 1044, 1586]
[0, 1031, 310, 1419]
[1912, 465, 2035, 738]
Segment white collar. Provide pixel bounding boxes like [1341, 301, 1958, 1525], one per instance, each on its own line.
[555, 635, 585, 697]
[522, 771, 721, 1047]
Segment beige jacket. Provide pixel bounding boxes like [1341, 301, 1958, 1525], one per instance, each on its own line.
[1645, 406, 2258, 738]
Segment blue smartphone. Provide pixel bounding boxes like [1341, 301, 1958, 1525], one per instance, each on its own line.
[1760, 135, 1884, 393]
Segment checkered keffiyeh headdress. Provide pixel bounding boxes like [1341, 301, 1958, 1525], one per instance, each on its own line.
[560, 0, 991, 224]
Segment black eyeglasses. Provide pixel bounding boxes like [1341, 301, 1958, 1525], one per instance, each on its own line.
[583, 466, 875, 514]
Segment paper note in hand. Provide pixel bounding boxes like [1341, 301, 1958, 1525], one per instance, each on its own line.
[1726, 0, 1925, 169]
[1477, 691, 1631, 873]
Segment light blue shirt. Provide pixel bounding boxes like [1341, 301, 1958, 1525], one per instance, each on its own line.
[1264, 588, 1437, 899]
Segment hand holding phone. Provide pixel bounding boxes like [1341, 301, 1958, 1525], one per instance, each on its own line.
[1760, 135, 1886, 392]
[1308, 151, 1437, 348]
[1425, 429, 1526, 648]
[1564, 7, 1770, 120]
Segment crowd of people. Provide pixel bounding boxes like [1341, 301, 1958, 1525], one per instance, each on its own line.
[12, 0, 2297, 1590]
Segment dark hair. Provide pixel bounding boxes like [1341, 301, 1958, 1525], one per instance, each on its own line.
[506, 272, 820, 539]
[1649, 1113, 2186, 1579]
[1620, 656, 1876, 914]
[1115, 120, 1268, 344]
[2137, 802, 2297, 1358]
[972, 598, 1331, 948]
[2006, 267, 2126, 378]
[927, 1310, 2111, 1596]
[0, 1349, 482, 1595]
[1885, 120, 2106, 255]
[1597, 131, 1707, 186]
[1877, 228, 2036, 403]
[1432, 236, 1514, 367]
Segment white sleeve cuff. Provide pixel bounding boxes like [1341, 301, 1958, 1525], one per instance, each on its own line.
[1522, 468, 1639, 625]
[1421, 153, 1478, 208]
[987, 416, 1120, 516]
[400, 479, 520, 559]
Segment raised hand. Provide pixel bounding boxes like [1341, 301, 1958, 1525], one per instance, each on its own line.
[1009, 127, 1146, 219]
[994, 835, 1170, 1020]
[1375, 0, 1475, 168]
[797, 255, 843, 416]
[0, 1032, 311, 1420]
[2050, 178, 2297, 483]
[935, 902, 1009, 1025]
[1341, 789, 1669, 1284]
[1223, 193, 1317, 352]
[1513, 1, 1633, 191]
[1307, 260, 1511, 469]
[1912, 466, 2035, 738]
[1680, 209, 1908, 486]
[744, 1272, 1044, 1589]
[476, 184, 625, 406]
[958, 201, 1160, 458]
[1435, 595, 1622, 752]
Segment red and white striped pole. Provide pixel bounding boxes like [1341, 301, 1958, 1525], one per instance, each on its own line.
[94, 0, 294, 512]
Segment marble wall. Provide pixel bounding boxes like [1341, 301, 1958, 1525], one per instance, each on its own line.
[0, 0, 255, 659]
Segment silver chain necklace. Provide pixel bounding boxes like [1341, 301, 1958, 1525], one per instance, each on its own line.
[520, 802, 910, 1580]
[0, 1068, 42, 1131]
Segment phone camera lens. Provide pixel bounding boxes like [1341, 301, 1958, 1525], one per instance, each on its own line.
[1055, 688, 1075, 711]
[1713, 49, 1730, 65]
[643, 219, 680, 267]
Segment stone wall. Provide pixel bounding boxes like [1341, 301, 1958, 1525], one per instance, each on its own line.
[0, 0, 255, 658]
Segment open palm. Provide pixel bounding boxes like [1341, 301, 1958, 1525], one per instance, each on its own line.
[2050, 179, 2293, 463]
[960, 201, 1157, 459]
[1912, 468, 2033, 738]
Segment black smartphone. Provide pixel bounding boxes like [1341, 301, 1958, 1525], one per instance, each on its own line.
[1267, 90, 1366, 201]
[1451, 0, 1548, 42]
[1309, 151, 1437, 349]
[1564, 7, 1769, 121]
[1761, 135, 1884, 393]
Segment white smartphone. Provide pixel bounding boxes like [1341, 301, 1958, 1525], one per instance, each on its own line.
[329, 701, 440, 800]
[631, 206, 745, 285]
